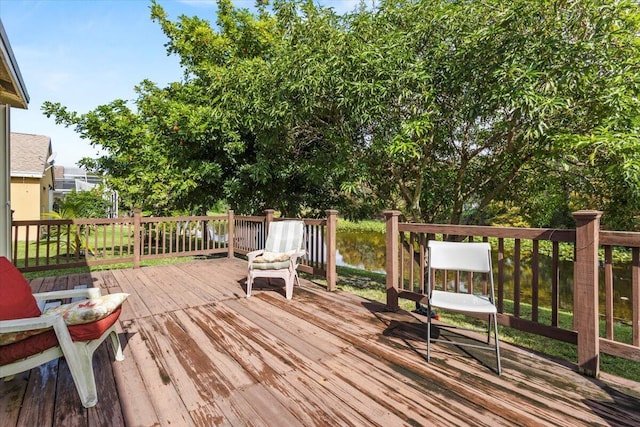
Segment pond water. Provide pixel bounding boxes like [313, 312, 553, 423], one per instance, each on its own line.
[336, 231, 387, 274]
[335, 230, 634, 323]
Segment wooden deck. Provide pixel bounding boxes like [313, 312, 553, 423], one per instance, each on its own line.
[2, 258, 640, 426]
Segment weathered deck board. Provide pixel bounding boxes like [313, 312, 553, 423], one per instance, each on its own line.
[89, 344, 125, 427]
[18, 360, 57, 426]
[2, 258, 640, 426]
[0, 371, 26, 424]
[109, 269, 152, 320]
[121, 317, 194, 426]
[110, 321, 160, 427]
[53, 358, 87, 427]
[223, 296, 348, 360]
[173, 259, 247, 299]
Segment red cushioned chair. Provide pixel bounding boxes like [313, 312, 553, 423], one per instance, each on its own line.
[0, 257, 125, 408]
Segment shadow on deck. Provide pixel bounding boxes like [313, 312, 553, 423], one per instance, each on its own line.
[2, 258, 640, 426]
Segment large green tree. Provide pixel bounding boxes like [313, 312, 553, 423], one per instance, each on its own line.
[342, 0, 640, 226]
[44, 0, 640, 229]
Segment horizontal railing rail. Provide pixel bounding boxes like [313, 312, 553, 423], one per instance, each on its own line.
[384, 210, 640, 377]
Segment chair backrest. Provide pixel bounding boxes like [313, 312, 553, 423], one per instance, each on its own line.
[427, 240, 492, 273]
[427, 240, 495, 299]
[264, 220, 305, 253]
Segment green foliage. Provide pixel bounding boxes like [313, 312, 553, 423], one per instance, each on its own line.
[337, 219, 385, 233]
[40, 210, 85, 255]
[352, 0, 640, 226]
[43, 189, 111, 255]
[54, 188, 111, 219]
[42, 0, 640, 228]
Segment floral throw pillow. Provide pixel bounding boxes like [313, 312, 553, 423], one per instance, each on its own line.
[42, 293, 129, 326]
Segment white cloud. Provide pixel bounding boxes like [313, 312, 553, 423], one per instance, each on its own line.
[40, 72, 73, 93]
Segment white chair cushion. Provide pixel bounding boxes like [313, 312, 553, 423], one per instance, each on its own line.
[430, 290, 497, 314]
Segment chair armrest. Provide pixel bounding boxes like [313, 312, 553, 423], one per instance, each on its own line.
[33, 288, 101, 302]
[291, 250, 306, 258]
[0, 315, 59, 334]
[247, 249, 265, 264]
[288, 250, 306, 267]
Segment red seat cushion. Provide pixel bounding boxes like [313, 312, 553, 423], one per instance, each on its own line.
[0, 257, 41, 321]
[0, 307, 122, 365]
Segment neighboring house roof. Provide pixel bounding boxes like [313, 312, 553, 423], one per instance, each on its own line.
[10, 132, 52, 178]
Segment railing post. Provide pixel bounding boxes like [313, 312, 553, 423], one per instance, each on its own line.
[572, 210, 602, 377]
[264, 209, 275, 225]
[325, 209, 338, 292]
[133, 209, 142, 269]
[264, 209, 275, 245]
[384, 210, 401, 311]
[227, 210, 234, 258]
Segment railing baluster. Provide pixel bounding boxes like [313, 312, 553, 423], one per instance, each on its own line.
[633, 247, 639, 347]
[552, 241, 559, 327]
[24, 225, 30, 268]
[419, 233, 426, 295]
[514, 239, 521, 318]
[34, 224, 41, 267]
[12, 223, 18, 263]
[532, 240, 539, 323]
[604, 245, 614, 340]
[498, 238, 505, 313]
[410, 233, 415, 291]
[45, 223, 51, 265]
[56, 224, 61, 264]
[400, 232, 407, 291]
[93, 223, 98, 258]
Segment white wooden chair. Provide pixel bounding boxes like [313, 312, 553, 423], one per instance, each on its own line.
[246, 220, 306, 300]
[0, 286, 125, 408]
[425, 240, 502, 374]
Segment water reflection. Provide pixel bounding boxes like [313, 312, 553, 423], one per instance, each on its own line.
[335, 230, 633, 322]
[336, 231, 387, 273]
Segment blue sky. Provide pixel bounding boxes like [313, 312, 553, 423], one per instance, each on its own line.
[0, 0, 360, 167]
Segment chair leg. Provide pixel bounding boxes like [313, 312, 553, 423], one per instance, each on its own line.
[427, 314, 432, 362]
[285, 275, 294, 300]
[109, 330, 124, 362]
[53, 318, 98, 407]
[246, 273, 253, 298]
[66, 343, 99, 408]
[294, 272, 300, 287]
[493, 313, 502, 375]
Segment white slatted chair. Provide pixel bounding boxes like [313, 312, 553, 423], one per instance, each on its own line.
[425, 240, 502, 374]
[246, 220, 306, 300]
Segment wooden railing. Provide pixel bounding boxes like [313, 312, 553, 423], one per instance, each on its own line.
[11, 210, 337, 290]
[384, 210, 640, 377]
[12, 211, 232, 272]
